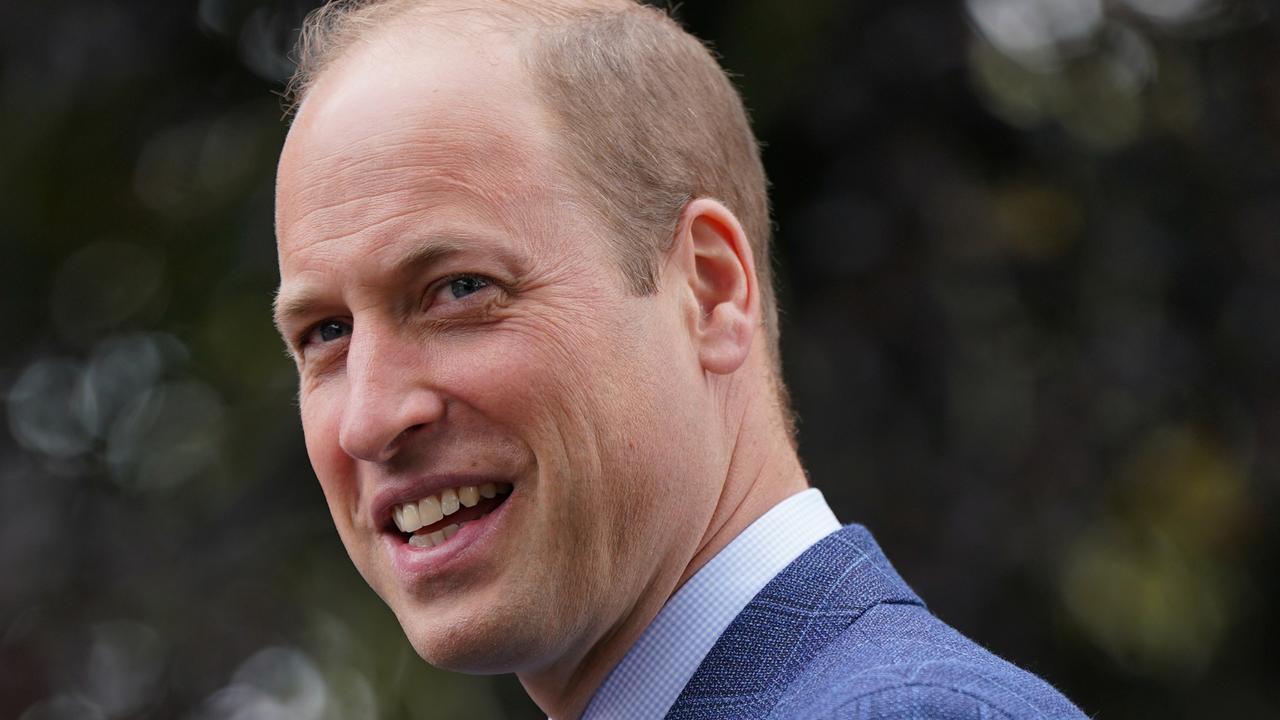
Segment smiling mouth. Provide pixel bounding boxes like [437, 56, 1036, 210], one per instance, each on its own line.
[390, 482, 513, 549]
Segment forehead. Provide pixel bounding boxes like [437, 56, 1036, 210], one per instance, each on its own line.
[275, 21, 565, 259]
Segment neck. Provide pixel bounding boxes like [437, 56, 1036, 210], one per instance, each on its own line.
[517, 387, 809, 719]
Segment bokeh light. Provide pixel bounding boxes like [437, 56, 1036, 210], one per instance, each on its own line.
[3, 0, 1277, 717]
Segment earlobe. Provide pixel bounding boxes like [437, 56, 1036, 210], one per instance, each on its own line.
[676, 198, 759, 376]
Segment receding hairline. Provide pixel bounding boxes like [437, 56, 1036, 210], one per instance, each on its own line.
[285, 0, 641, 115]
[284, 0, 797, 443]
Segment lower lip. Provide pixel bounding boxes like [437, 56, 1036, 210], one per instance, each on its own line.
[382, 490, 516, 583]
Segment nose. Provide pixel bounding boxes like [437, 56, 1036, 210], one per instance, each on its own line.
[337, 324, 445, 463]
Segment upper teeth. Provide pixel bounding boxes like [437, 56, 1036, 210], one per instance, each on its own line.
[392, 482, 508, 533]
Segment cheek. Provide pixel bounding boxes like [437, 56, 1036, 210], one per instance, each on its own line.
[431, 313, 638, 508]
[436, 310, 609, 423]
[298, 384, 358, 520]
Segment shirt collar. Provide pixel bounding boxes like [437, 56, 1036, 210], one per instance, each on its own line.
[580, 488, 842, 720]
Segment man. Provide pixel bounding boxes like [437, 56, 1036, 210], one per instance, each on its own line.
[272, 1, 1088, 717]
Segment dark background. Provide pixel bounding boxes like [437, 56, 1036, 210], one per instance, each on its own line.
[3, 0, 1278, 717]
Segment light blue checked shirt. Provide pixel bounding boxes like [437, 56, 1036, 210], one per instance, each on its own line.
[581, 488, 842, 720]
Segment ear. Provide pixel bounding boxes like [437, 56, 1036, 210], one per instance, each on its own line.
[668, 198, 760, 375]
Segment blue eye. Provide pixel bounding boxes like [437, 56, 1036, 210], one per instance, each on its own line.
[449, 276, 489, 299]
[313, 320, 351, 343]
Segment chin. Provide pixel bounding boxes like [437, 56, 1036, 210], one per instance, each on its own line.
[395, 601, 551, 675]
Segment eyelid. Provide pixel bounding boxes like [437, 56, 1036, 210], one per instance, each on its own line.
[437, 272, 489, 289]
[426, 273, 497, 307]
[296, 318, 350, 351]
[291, 273, 498, 352]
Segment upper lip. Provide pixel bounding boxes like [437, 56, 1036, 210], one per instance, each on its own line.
[370, 475, 512, 531]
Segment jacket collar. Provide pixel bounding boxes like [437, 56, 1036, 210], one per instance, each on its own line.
[664, 524, 924, 719]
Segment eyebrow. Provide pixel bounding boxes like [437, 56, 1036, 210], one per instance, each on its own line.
[272, 233, 526, 342]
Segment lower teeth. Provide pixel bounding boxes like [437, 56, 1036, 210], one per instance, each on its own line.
[408, 521, 464, 548]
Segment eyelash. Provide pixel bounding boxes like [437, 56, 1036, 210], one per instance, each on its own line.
[295, 273, 497, 351]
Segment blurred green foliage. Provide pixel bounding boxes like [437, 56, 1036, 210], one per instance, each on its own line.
[2, 0, 1277, 718]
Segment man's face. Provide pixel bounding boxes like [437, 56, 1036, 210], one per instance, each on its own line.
[273, 29, 722, 673]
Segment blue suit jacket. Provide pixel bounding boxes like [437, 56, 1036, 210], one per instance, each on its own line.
[665, 525, 1088, 719]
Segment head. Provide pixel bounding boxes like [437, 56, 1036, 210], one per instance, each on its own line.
[273, 0, 793, 685]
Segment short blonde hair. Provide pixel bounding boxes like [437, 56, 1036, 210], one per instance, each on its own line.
[288, 0, 790, 433]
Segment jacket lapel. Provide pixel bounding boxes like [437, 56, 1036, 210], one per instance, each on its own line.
[664, 524, 923, 719]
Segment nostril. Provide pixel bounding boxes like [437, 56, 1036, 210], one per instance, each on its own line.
[388, 422, 431, 452]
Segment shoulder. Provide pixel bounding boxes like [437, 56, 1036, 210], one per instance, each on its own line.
[766, 602, 1090, 720]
